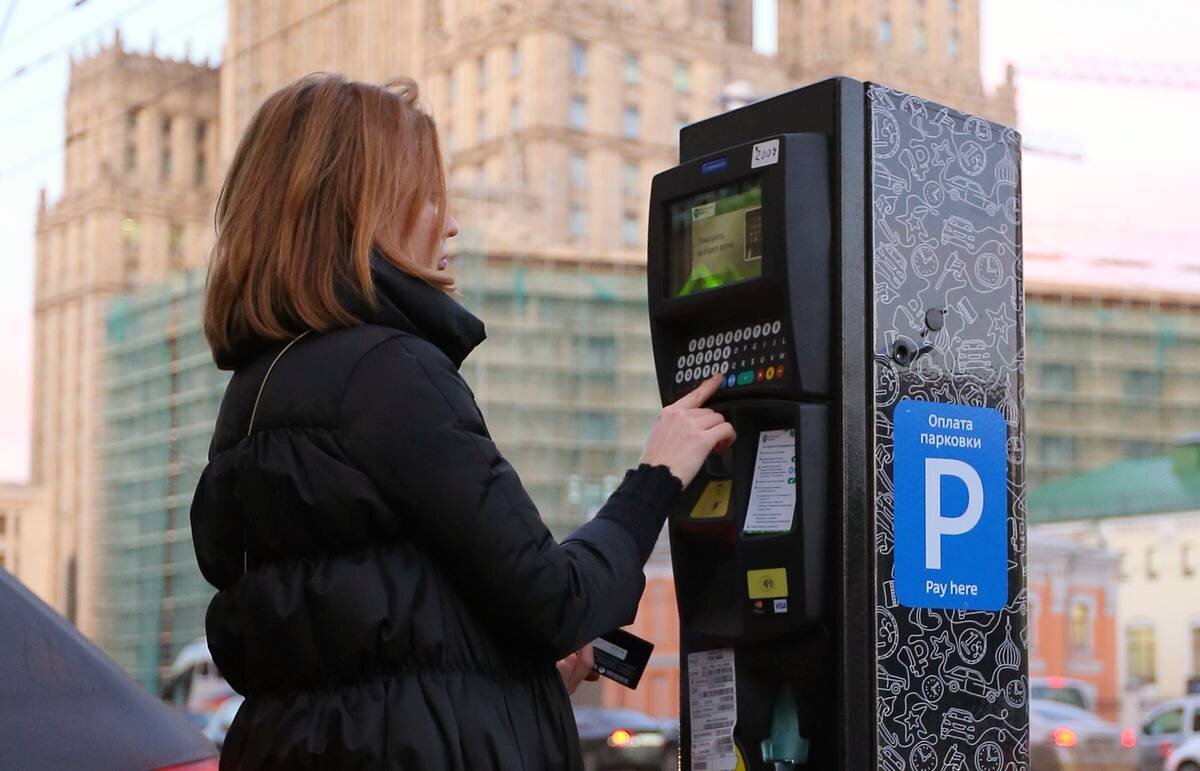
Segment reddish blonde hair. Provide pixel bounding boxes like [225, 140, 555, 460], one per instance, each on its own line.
[204, 72, 450, 360]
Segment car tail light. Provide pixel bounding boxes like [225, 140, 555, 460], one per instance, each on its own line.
[1120, 729, 1137, 748]
[1048, 676, 1067, 688]
[1052, 727, 1078, 748]
[155, 759, 219, 771]
[608, 729, 634, 748]
[606, 728, 667, 749]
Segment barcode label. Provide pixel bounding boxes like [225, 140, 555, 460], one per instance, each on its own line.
[688, 649, 738, 771]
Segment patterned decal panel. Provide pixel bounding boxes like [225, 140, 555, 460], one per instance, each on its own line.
[869, 84, 1029, 771]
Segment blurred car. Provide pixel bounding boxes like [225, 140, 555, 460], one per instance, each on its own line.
[574, 707, 678, 771]
[162, 637, 235, 722]
[1031, 676, 1097, 713]
[0, 568, 218, 770]
[1029, 699, 1135, 771]
[203, 694, 245, 748]
[1138, 696, 1200, 771]
[1166, 734, 1200, 771]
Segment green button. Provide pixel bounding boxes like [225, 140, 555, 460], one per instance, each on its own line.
[737, 370, 755, 386]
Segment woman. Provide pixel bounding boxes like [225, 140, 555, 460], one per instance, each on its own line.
[190, 73, 734, 770]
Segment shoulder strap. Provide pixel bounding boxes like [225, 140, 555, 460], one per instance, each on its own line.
[246, 331, 311, 437]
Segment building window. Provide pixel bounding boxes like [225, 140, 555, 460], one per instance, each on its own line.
[672, 61, 691, 94]
[622, 105, 641, 139]
[510, 98, 522, 131]
[1191, 626, 1200, 676]
[570, 40, 588, 78]
[622, 211, 639, 247]
[622, 161, 638, 197]
[879, 17, 893, 45]
[1125, 440, 1158, 458]
[1127, 624, 1156, 683]
[914, 23, 927, 52]
[160, 116, 173, 181]
[477, 110, 487, 143]
[948, 0, 960, 13]
[1041, 436, 1076, 468]
[568, 205, 587, 240]
[445, 124, 456, 152]
[1185, 543, 1195, 577]
[569, 95, 587, 130]
[1041, 364, 1076, 392]
[623, 52, 640, 85]
[168, 223, 184, 270]
[0, 515, 6, 536]
[194, 120, 207, 186]
[510, 45, 521, 78]
[121, 217, 141, 275]
[570, 152, 587, 191]
[1124, 370, 1162, 398]
[1069, 598, 1092, 654]
[1146, 546, 1159, 579]
[478, 56, 487, 92]
[579, 412, 616, 441]
[948, 31, 961, 59]
[125, 109, 138, 171]
[447, 70, 457, 104]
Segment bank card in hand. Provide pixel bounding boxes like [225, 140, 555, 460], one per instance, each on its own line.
[591, 628, 654, 689]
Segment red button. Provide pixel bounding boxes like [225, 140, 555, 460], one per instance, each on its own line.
[775, 365, 785, 378]
[755, 369, 765, 382]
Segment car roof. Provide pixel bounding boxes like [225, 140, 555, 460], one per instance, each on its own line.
[1147, 696, 1200, 715]
[1029, 699, 1104, 724]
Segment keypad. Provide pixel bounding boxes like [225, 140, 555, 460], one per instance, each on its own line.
[673, 319, 788, 390]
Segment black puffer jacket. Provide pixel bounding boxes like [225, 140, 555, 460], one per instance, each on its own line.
[190, 259, 680, 770]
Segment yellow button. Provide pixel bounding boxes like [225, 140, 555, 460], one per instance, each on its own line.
[766, 366, 775, 381]
[747, 568, 789, 599]
[690, 480, 732, 519]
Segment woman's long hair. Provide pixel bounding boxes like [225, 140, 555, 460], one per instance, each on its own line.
[204, 73, 449, 361]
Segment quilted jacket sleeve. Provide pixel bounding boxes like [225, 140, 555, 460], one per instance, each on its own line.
[337, 335, 681, 660]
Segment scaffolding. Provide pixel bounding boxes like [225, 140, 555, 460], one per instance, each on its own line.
[1025, 286, 1200, 487]
[95, 270, 230, 692]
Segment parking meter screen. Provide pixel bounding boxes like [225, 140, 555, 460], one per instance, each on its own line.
[667, 178, 763, 298]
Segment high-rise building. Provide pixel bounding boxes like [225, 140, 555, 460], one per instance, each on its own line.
[32, 32, 218, 633]
[0, 483, 52, 597]
[776, 0, 1016, 125]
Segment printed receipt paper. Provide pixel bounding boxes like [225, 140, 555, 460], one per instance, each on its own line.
[742, 428, 796, 534]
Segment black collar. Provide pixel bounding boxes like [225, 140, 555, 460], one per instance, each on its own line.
[215, 255, 486, 370]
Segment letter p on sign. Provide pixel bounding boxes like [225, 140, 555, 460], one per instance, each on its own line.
[924, 458, 983, 570]
[893, 400, 1009, 611]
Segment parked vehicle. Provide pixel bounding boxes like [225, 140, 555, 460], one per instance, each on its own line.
[161, 637, 235, 721]
[202, 694, 245, 749]
[1029, 699, 1135, 771]
[1166, 734, 1200, 771]
[1031, 676, 1097, 713]
[0, 568, 217, 770]
[574, 707, 677, 771]
[1139, 697, 1200, 771]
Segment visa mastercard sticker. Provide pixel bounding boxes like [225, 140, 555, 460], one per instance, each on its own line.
[690, 480, 732, 519]
[747, 567, 788, 599]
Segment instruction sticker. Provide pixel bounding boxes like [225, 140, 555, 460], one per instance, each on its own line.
[743, 429, 797, 533]
[893, 400, 1008, 611]
[688, 649, 738, 771]
[691, 480, 732, 519]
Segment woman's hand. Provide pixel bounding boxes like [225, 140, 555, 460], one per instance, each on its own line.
[639, 374, 736, 488]
[557, 643, 600, 695]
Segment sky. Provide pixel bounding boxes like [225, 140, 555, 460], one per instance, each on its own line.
[0, 0, 1198, 481]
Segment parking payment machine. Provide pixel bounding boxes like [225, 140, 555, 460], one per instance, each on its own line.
[648, 78, 1027, 769]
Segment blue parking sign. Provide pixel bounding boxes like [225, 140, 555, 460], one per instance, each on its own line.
[893, 400, 1008, 611]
